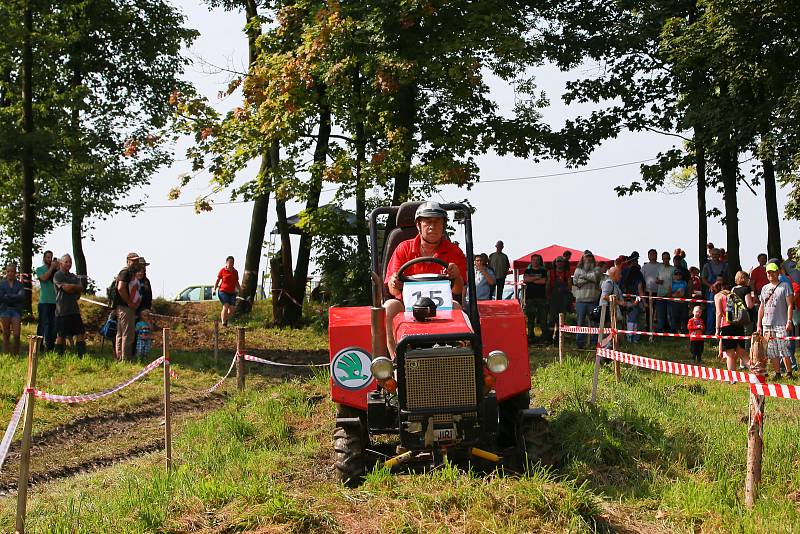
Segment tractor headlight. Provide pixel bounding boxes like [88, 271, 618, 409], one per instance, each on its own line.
[370, 356, 394, 380]
[486, 350, 509, 374]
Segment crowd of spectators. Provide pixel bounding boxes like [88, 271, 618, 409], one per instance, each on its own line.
[526, 244, 799, 381]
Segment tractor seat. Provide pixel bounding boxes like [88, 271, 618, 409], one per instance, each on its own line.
[381, 202, 423, 298]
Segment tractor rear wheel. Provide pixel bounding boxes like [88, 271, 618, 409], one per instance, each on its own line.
[517, 415, 554, 470]
[333, 404, 368, 486]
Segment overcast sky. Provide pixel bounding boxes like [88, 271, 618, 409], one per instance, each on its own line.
[42, 2, 800, 298]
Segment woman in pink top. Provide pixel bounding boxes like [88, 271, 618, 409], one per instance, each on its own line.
[715, 273, 753, 376]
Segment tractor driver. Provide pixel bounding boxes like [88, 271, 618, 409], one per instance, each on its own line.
[383, 201, 467, 357]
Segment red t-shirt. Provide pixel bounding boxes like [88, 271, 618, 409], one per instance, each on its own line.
[384, 235, 467, 288]
[750, 265, 769, 295]
[687, 317, 705, 338]
[217, 267, 239, 293]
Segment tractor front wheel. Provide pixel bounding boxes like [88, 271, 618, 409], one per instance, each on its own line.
[333, 404, 368, 486]
[517, 415, 554, 470]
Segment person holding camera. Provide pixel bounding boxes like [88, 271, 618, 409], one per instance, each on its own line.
[35, 250, 59, 350]
[572, 251, 602, 348]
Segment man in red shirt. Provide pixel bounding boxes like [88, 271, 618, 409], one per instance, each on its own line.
[384, 201, 466, 356]
[750, 253, 769, 299]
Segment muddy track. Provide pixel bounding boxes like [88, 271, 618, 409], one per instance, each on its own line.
[0, 393, 227, 495]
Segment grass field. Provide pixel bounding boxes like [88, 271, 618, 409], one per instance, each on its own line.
[1, 319, 798, 532]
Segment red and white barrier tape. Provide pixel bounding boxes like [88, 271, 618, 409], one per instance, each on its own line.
[596, 347, 765, 385]
[560, 324, 800, 341]
[33, 357, 165, 404]
[242, 354, 329, 368]
[204, 355, 238, 394]
[79, 296, 206, 324]
[0, 395, 27, 471]
[80, 296, 111, 308]
[749, 382, 800, 400]
[623, 293, 712, 304]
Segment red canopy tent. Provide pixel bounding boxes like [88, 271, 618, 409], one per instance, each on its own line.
[512, 244, 612, 271]
[510, 245, 612, 295]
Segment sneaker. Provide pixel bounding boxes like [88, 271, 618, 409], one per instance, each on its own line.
[788, 372, 795, 380]
[738, 364, 749, 371]
[773, 373, 783, 381]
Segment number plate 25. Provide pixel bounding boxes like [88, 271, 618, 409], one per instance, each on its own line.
[402, 280, 453, 311]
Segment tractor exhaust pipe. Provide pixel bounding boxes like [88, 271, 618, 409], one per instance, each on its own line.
[370, 272, 387, 358]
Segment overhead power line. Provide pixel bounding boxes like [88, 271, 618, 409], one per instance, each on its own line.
[142, 156, 658, 209]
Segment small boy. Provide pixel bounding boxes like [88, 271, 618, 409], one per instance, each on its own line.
[135, 309, 153, 359]
[687, 306, 705, 363]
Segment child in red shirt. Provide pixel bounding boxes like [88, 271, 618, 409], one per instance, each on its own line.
[688, 305, 705, 363]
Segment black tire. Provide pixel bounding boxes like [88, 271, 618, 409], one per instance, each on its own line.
[498, 391, 530, 449]
[517, 415, 555, 470]
[333, 404, 368, 486]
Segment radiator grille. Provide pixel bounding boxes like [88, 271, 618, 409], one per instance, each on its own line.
[404, 349, 477, 422]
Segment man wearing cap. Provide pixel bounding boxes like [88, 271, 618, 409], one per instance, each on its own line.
[757, 261, 795, 380]
[489, 240, 510, 300]
[384, 202, 466, 357]
[113, 252, 142, 361]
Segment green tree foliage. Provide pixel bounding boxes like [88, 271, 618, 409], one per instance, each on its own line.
[174, 0, 552, 325]
[533, 0, 800, 272]
[0, 0, 197, 282]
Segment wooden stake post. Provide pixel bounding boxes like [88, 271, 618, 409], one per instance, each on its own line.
[236, 327, 245, 390]
[558, 312, 564, 364]
[648, 291, 654, 343]
[745, 333, 768, 508]
[15, 336, 41, 534]
[163, 328, 172, 471]
[590, 304, 607, 404]
[609, 295, 621, 382]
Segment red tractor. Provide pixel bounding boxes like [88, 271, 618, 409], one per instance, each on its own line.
[329, 201, 551, 484]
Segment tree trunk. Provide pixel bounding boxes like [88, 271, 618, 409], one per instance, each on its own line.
[391, 82, 416, 206]
[20, 2, 35, 315]
[272, 142, 297, 328]
[696, 137, 708, 270]
[763, 158, 781, 260]
[71, 205, 87, 280]
[354, 68, 369, 256]
[234, 0, 271, 315]
[287, 91, 331, 325]
[237, 155, 271, 314]
[719, 143, 741, 273]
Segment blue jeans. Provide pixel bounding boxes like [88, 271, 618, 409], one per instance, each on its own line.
[37, 303, 56, 350]
[626, 304, 641, 342]
[705, 290, 715, 334]
[655, 299, 670, 333]
[575, 301, 598, 348]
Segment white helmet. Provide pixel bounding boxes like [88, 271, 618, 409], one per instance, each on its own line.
[414, 201, 448, 222]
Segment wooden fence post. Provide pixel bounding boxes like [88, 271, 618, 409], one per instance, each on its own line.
[745, 333, 768, 508]
[213, 319, 219, 364]
[163, 328, 172, 471]
[648, 291, 654, 343]
[610, 295, 621, 382]
[15, 336, 41, 534]
[591, 304, 607, 404]
[236, 327, 245, 391]
[558, 312, 564, 364]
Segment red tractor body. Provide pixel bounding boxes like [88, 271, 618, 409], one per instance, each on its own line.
[329, 300, 531, 409]
[329, 201, 551, 485]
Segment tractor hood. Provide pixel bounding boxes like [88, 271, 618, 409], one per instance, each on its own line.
[393, 309, 474, 342]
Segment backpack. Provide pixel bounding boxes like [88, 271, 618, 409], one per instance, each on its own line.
[725, 289, 750, 327]
[99, 312, 118, 339]
[106, 278, 121, 307]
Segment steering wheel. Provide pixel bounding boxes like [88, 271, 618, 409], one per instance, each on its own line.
[396, 257, 450, 283]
